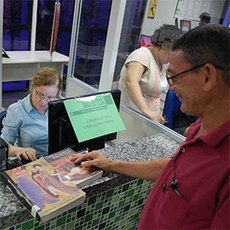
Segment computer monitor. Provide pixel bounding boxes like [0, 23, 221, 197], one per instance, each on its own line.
[180, 20, 191, 32]
[48, 89, 121, 155]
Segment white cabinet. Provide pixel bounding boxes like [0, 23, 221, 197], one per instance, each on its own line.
[2, 51, 69, 82]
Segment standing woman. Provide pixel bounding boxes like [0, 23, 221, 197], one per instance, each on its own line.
[119, 24, 181, 123]
[1, 67, 62, 161]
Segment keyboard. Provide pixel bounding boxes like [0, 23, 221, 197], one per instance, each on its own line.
[45, 148, 75, 162]
[6, 147, 88, 169]
[45, 147, 88, 163]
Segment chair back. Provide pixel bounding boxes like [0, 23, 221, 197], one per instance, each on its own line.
[163, 91, 181, 129]
[163, 91, 197, 135]
[0, 110, 7, 134]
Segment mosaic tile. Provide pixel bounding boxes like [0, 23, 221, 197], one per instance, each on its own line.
[106, 189, 114, 198]
[85, 213, 93, 222]
[16, 225, 21, 229]
[108, 210, 116, 219]
[92, 218, 99, 226]
[127, 188, 135, 197]
[34, 225, 45, 230]
[44, 222, 50, 228]
[137, 179, 143, 185]
[123, 204, 130, 212]
[21, 220, 33, 230]
[34, 221, 40, 228]
[7, 179, 153, 230]
[118, 199, 125, 208]
[98, 222, 106, 229]
[76, 209, 86, 218]
[56, 216, 66, 227]
[104, 226, 112, 230]
[132, 193, 139, 201]
[122, 183, 129, 192]
[88, 195, 97, 205]
[74, 227, 82, 230]
[102, 206, 110, 215]
[67, 206, 77, 214]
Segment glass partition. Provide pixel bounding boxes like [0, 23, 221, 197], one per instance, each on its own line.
[112, 0, 146, 85]
[73, 0, 112, 88]
[36, 0, 74, 56]
[68, 0, 146, 90]
[66, 0, 195, 138]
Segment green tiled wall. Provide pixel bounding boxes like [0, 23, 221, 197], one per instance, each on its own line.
[5, 179, 153, 230]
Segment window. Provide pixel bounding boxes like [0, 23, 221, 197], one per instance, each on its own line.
[36, 0, 74, 56]
[3, 0, 33, 50]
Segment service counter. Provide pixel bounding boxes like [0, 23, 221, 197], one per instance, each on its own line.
[0, 133, 180, 230]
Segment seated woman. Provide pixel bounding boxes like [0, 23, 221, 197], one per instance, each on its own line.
[0, 67, 62, 162]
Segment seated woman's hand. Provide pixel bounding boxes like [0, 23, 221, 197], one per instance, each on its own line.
[71, 151, 113, 171]
[9, 145, 37, 162]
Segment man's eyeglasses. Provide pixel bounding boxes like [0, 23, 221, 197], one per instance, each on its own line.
[166, 64, 205, 86]
[166, 64, 224, 86]
[34, 88, 58, 102]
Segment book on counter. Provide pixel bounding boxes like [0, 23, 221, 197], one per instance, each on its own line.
[0, 148, 103, 223]
[46, 149, 103, 188]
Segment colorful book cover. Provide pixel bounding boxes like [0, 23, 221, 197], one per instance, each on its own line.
[2, 158, 85, 223]
[48, 149, 103, 188]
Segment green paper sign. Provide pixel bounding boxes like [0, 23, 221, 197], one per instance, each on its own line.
[64, 93, 126, 142]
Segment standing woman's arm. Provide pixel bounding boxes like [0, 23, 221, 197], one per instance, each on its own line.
[125, 61, 164, 123]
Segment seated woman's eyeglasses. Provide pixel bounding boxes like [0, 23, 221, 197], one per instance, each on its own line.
[35, 88, 58, 102]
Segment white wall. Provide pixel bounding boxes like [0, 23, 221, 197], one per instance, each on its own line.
[141, 0, 178, 36]
[66, 77, 98, 98]
[209, 0, 227, 23]
[140, 0, 227, 36]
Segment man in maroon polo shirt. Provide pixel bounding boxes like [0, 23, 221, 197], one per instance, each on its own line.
[72, 24, 229, 229]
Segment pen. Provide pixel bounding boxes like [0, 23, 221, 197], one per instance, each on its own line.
[170, 180, 181, 196]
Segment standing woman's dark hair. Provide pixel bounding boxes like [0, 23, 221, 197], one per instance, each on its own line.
[150, 24, 182, 48]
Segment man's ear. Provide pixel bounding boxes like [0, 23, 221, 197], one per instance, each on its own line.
[202, 63, 218, 91]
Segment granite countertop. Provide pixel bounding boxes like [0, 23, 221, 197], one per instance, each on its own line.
[0, 133, 179, 229]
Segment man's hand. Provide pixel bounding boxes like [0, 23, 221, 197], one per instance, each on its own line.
[71, 151, 170, 181]
[71, 151, 113, 171]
